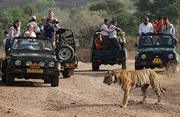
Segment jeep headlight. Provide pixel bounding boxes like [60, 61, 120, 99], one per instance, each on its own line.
[141, 54, 146, 59]
[39, 62, 45, 67]
[15, 60, 22, 66]
[26, 61, 32, 66]
[168, 54, 173, 59]
[48, 61, 55, 67]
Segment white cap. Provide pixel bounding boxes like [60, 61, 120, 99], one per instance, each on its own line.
[32, 16, 36, 20]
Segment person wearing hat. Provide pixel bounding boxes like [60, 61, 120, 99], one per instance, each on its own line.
[28, 15, 40, 34]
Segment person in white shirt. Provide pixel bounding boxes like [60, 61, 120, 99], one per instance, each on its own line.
[24, 24, 36, 38]
[7, 20, 21, 39]
[161, 17, 176, 36]
[28, 16, 40, 34]
[109, 21, 121, 39]
[138, 16, 154, 35]
[5, 20, 21, 54]
[101, 19, 112, 37]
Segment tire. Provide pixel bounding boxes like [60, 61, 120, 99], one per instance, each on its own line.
[56, 45, 74, 62]
[122, 59, 126, 69]
[44, 78, 51, 83]
[70, 69, 74, 75]
[62, 68, 71, 78]
[5, 72, 14, 86]
[51, 75, 59, 87]
[92, 63, 99, 71]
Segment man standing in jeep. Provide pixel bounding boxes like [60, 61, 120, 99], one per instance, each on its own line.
[138, 16, 154, 35]
[101, 19, 112, 38]
[162, 17, 176, 36]
[43, 19, 56, 47]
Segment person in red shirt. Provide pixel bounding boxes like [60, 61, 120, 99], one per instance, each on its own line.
[153, 17, 164, 33]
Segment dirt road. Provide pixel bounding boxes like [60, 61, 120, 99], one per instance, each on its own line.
[0, 61, 180, 117]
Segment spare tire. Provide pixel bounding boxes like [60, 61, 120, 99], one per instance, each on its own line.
[56, 45, 74, 62]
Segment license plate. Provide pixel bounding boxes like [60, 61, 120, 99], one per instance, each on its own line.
[27, 69, 43, 73]
[152, 58, 162, 64]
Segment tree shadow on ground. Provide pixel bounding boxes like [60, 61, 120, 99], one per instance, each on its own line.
[74, 69, 107, 78]
[0, 79, 51, 88]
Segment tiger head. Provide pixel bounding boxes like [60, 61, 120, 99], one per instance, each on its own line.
[103, 71, 115, 85]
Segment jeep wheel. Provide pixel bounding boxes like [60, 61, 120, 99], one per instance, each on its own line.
[122, 59, 126, 69]
[56, 45, 74, 62]
[5, 72, 15, 86]
[44, 78, 51, 83]
[51, 75, 59, 87]
[70, 69, 74, 75]
[92, 64, 99, 71]
[62, 68, 71, 78]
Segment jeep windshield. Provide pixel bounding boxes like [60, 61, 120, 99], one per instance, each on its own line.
[138, 35, 175, 48]
[11, 38, 53, 52]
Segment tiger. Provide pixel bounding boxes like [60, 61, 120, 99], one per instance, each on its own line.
[103, 69, 166, 108]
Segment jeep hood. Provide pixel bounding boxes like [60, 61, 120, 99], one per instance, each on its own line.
[10, 53, 57, 61]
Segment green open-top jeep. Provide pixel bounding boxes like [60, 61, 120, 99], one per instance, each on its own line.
[0, 37, 60, 87]
[135, 33, 179, 71]
[91, 31, 126, 71]
[55, 28, 78, 78]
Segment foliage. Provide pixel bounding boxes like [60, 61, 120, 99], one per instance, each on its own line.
[89, 0, 125, 15]
[0, 0, 178, 47]
[112, 12, 139, 35]
[63, 11, 105, 47]
[0, 8, 29, 36]
[135, 0, 178, 23]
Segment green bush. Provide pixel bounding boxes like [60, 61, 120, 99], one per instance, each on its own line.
[112, 12, 139, 36]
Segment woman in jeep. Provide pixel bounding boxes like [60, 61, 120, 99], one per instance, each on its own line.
[4, 20, 21, 54]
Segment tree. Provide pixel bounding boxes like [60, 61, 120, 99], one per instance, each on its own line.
[89, 0, 125, 15]
[135, 0, 178, 23]
[0, 8, 28, 32]
[112, 12, 139, 35]
[63, 11, 105, 47]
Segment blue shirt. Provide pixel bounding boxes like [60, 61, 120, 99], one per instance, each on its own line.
[44, 25, 55, 39]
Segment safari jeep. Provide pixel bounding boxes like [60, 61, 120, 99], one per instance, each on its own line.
[55, 28, 78, 78]
[91, 31, 126, 71]
[0, 37, 60, 87]
[135, 33, 179, 71]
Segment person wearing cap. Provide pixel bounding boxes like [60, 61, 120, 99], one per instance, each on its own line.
[138, 16, 154, 35]
[28, 16, 40, 34]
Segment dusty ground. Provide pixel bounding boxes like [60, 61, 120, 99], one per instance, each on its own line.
[0, 49, 180, 117]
